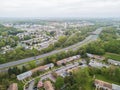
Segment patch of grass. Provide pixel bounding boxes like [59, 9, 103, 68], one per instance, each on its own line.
[85, 77, 95, 90]
[104, 53, 120, 61]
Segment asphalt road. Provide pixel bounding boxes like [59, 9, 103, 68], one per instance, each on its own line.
[0, 27, 103, 70]
[26, 80, 35, 90]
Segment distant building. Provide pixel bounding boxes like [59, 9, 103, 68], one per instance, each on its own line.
[44, 81, 54, 90]
[7, 83, 18, 90]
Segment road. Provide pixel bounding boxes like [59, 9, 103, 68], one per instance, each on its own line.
[26, 80, 35, 90]
[0, 27, 103, 70]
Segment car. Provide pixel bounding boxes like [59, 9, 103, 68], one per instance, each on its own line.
[33, 86, 37, 90]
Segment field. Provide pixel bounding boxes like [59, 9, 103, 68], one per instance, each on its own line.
[104, 53, 120, 61]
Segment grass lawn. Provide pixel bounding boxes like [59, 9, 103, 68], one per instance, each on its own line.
[85, 77, 95, 90]
[104, 53, 120, 61]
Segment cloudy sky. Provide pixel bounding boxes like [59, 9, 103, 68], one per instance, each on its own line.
[0, 0, 120, 18]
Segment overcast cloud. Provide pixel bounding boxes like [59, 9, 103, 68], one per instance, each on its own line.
[0, 0, 120, 18]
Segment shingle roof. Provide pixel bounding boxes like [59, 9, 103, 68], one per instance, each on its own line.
[44, 81, 54, 90]
[8, 83, 18, 90]
[112, 84, 120, 90]
[94, 79, 112, 89]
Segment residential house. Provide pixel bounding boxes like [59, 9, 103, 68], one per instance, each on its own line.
[89, 60, 108, 68]
[17, 63, 54, 80]
[7, 83, 18, 90]
[108, 59, 120, 66]
[112, 84, 120, 90]
[31, 63, 54, 73]
[17, 71, 32, 80]
[94, 79, 120, 90]
[37, 81, 43, 88]
[56, 55, 80, 66]
[87, 53, 105, 60]
[44, 81, 54, 90]
[67, 66, 80, 73]
[94, 79, 112, 90]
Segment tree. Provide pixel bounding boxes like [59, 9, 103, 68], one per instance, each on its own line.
[55, 76, 64, 90]
[1, 32, 8, 37]
[28, 61, 36, 69]
[64, 75, 76, 85]
[58, 36, 67, 44]
[74, 69, 89, 87]
[50, 31, 56, 36]
[12, 67, 21, 75]
[0, 41, 5, 48]
[22, 66, 27, 73]
[8, 68, 12, 77]
[86, 58, 90, 65]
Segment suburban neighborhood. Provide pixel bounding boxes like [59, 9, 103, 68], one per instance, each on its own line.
[0, 0, 120, 89]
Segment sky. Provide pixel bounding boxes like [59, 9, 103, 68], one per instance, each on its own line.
[0, 0, 120, 18]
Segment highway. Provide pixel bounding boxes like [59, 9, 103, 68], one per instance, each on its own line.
[0, 27, 103, 70]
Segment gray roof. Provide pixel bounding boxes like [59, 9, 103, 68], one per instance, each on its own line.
[108, 59, 120, 65]
[17, 71, 32, 80]
[112, 84, 120, 90]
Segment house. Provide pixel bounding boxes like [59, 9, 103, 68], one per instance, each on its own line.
[7, 83, 18, 90]
[44, 63, 54, 70]
[108, 59, 120, 66]
[112, 84, 120, 90]
[31, 66, 46, 73]
[94, 79, 112, 90]
[72, 55, 81, 60]
[56, 59, 67, 66]
[17, 71, 32, 80]
[89, 60, 108, 68]
[37, 81, 43, 88]
[55, 63, 79, 78]
[94, 79, 120, 90]
[56, 55, 80, 66]
[17, 63, 54, 80]
[67, 66, 79, 73]
[87, 53, 105, 60]
[44, 81, 54, 90]
[31, 63, 54, 73]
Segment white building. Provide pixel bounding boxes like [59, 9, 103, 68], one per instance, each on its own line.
[108, 59, 120, 66]
[17, 71, 32, 80]
[89, 60, 108, 68]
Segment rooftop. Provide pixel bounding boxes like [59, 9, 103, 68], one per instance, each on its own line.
[8, 83, 18, 90]
[44, 81, 54, 90]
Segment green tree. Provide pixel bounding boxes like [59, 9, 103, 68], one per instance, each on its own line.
[22, 66, 27, 73]
[55, 76, 64, 90]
